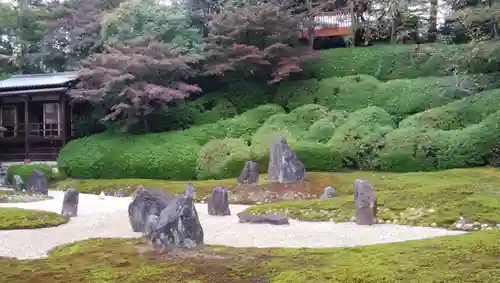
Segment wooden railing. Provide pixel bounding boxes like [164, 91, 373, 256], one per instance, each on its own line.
[314, 9, 352, 29]
[0, 123, 63, 139]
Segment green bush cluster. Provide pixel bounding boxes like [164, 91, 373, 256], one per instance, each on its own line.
[196, 138, 251, 179]
[7, 164, 56, 184]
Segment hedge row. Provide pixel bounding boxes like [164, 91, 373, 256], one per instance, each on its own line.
[59, 88, 500, 179]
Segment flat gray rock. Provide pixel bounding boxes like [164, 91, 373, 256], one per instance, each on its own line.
[320, 186, 337, 199]
[237, 213, 290, 225]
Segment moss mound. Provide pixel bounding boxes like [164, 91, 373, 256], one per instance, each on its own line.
[2, 229, 500, 282]
[0, 207, 68, 230]
[243, 167, 500, 228]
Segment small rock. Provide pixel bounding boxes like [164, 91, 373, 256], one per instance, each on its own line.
[320, 186, 337, 199]
[99, 191, 106, 200]
[207, 186, 231, 216]
[237, 161, 260, 185]
[431, 223, 437, 227]
[61, 188, 79, 218]
[113, 189, 125, 197]
[26, 170, 48, 195]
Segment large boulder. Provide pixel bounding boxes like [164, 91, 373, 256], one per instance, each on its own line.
[353, 179, 377, 225]
[237, 161, 260, 184]
[237, 213, 290, 225]
[128, 187, 170, 233]
[268, 137, 306, 184]
[148, 184, 204, 249]
[27, 169, 48, 195]
[61, 188, 79, 218]
[207, 186, 231, 216]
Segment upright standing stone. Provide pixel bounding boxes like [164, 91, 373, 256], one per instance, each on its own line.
[320, 186, 337, 199]
[150, 187, 204, 249]
[27, 169, 48, 195]
[185, 182, 196, 198]
[61, 188, 79, 218]
[128, 187, 170, 233]
[353, 179, 377, 225]
[268, 136, 306, 184]
[237, 161, 260, 184]
[207, 186, 231, 216]
[12, 175, 24, 192]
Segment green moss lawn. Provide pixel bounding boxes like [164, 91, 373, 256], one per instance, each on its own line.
[0, 207, 68, 230]
[1, 230, 500, 282]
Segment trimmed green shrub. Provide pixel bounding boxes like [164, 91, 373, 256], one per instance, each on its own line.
[273, 78, 320, 110]
[399, 88, 500, 130]
[328, 106, 395, 169]
[58, 132, 201, 180]
[184, 104, 284, 145]
[204, 81, 272, 113]
[250, 104, 330, 162]
[292, 141, 343, 171]
[304, 45, 416, 80]
[373, 127, 439, 172]
[315, 75, 382, 111]
[375, 110, 500, 172]
[7, 164, 55, 184]
[196, 138, 251, 179]
[304, 110, 349, 143]
[373, 76, 468, 121]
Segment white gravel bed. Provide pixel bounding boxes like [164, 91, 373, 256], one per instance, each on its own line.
[0, 190, 466, 259]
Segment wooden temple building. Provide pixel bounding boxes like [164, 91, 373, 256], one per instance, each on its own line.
[0, 72, 81, 162]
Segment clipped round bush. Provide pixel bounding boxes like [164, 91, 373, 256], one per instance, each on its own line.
[399, 88, 500, 130]
[304, 45, 415, 80]
[304, 110, 349, 143]
[373, 127, 439, 172]
[193, 99, 238, 125]
[315, 75, 382, 111]
[328, 106, 395, 169]
[250, 104, 329, 162]
[373, 76, 468, 121]
[273, 78, 319, 110]
[59, 132, 201, 180]
[184, 104, 284, 145]
[207, 81, 272, 113]
[7, 164, 55, 185]
[292, 141, 343, 171]
[196, 138, 251, 180]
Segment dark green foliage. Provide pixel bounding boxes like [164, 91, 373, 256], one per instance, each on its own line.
[303, 110, 349, 143]
[7, 164, 55, 184]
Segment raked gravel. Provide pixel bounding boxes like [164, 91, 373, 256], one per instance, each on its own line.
[0, 190, 466, 259]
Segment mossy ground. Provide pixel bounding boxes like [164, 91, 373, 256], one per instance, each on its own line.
[241, 167, 500, 228]
[2, 230, 500, 282]
[0, 207, 68, 230]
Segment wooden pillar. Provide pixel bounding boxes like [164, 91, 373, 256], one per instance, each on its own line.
[23, 96, 29, 160]
[60, 94, 67, 144]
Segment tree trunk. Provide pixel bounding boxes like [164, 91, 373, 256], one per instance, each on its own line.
[349, 0, 357, 48]
[428, 0, 438, 42]
[305, 0, 315, 49]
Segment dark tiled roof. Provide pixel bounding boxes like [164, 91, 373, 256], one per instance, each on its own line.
[0, 72, 79, 90]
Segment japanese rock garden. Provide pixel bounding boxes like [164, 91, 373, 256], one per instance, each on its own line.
[1, 0, 500, 281]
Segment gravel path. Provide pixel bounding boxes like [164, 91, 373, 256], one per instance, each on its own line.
[0, 190, 466, 259]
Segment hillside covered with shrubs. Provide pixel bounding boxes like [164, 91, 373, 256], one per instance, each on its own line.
[58, 45, 500, 180]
